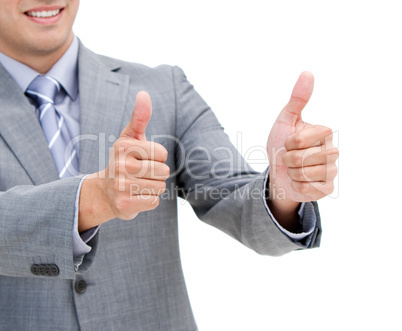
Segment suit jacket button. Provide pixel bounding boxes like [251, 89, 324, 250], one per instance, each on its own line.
[49, 264, 59, 276]
[31, 264, 39, 275]
[43, 265, 50, 275]
[38, 265, 45, 275]
[75, 279, 87, 294]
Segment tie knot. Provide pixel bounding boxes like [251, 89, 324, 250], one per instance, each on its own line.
[26, 75, 61, 107]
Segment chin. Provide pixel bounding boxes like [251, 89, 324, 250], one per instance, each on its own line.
[33, 32, 73, 54]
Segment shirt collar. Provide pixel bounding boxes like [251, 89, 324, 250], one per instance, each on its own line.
[0, 36, 79, 101]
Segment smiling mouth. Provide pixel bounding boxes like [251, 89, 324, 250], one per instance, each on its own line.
[25, 9, 63, 18]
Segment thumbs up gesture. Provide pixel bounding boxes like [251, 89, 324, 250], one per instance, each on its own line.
[266, 72, 338, 226]
[78, 92, 169, 232]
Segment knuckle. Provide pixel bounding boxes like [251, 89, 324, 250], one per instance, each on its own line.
[321, 126, 333, 138]
[136, 144, 151, 160]
[294, 133, 304, 149]
[323, 148, 339, 164]
[153, 143, 168, 161]
[115, 139, 139, 157]
[328, 163, 338, 178]
[332, 148, 340, 159]
[115, 154, 142, 176]
[298, 182, 311, 195]
[283, 151, 303, 167]
[327, 183, 335, 194]
[153, 181, 166, 195]
[288, 167, 303, 181]
[326, 181, 335, 192]
[315, 182, 334, 199]
[291, 152, 303, 167]
[284, 135, 296, 151]
[325, 147, 339, 158]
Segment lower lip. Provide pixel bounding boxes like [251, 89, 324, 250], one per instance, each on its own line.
[25, 10, 64, 25]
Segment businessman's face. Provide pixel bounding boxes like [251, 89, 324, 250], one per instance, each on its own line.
[0, 0, 79, 65]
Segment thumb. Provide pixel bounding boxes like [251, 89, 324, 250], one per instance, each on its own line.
[121, 91, 152, 140]
[277, 71, 314, 125]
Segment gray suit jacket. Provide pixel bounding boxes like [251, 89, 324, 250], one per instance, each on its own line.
[0, 42, 321, 330]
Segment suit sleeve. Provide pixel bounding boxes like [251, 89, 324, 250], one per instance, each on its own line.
[172, 66, 321, 256]
[0, 177, 98, 278]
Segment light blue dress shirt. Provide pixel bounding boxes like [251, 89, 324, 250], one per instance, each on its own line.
[0, 36, 316, 268]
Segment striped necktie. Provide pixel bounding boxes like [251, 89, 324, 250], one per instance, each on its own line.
[26, 75, 78, 178]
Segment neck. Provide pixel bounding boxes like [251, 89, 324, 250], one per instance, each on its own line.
[0, 36, 73, 74]
[15, 52, 65, 74]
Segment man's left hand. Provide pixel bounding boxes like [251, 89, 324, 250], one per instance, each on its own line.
[266, 72, 339, 230]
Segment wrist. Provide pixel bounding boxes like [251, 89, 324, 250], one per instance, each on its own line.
[267, 179, 300, 232]
[78, 171, 115, 232]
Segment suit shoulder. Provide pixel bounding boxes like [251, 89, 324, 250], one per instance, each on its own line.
[96, 54, 182, 81]
[78, 42, 188, 87]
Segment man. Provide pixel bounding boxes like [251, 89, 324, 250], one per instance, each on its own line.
[0, 1, 338, 330]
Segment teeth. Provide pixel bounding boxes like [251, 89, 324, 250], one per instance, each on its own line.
[27, 9, 60, 18]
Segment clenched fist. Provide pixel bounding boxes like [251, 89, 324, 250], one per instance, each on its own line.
[78, 92, 169, 232]
[266, 72, 339, 229]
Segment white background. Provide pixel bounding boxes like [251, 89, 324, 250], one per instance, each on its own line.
[75, 1, 401, 330]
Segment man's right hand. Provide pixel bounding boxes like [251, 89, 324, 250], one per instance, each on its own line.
[78, 91, 169, 232]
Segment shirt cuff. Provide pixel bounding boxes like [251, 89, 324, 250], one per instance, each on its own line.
[72, 175, 99, 269]
[264, 167, 316, 242]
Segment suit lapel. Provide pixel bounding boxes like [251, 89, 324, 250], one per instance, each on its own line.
[0, 64, 59, 184]
[77, 43, 131, 174]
